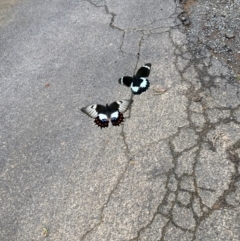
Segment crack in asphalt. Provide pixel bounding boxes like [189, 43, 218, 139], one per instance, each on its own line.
[131, 7, 239, 241]
[80, 2, 183, 240]
[161, 8, 239, 241]
[83, 0, 240, 240]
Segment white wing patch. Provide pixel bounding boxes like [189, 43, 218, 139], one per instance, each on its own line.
[110, 111, 119, 120]
[119, 77, 124, 84]
[131, 83, 140, 93]
[98, 113, 108, 121]
[143, 65, 151, 70]
[81, 104, 98, 118]
[140, 78, 148, 88]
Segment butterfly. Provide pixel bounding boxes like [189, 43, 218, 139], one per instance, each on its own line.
[81, 99, 133, 128]
[118, 63, 151, 95]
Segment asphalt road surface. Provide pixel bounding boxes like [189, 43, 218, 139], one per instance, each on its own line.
[1, 0, 240, 240]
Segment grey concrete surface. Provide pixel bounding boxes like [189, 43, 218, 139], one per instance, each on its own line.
[0, 0, 240, 240]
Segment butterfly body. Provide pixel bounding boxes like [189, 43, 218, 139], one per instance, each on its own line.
[81, 100, 133, 128]
[118, 63, 151, 95]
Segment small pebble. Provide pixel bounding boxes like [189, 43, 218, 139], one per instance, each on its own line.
[225, 31, 235, 39]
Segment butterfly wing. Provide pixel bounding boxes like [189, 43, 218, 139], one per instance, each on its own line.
[109, 99, 133, 113]
[131, 77, 150, 95]
[118, 76, 134, 87]
[94, 114, 109, 128]
[135, 63, 151, 78]
[81, 104, 109, 128]
[131, 63, 151, 95]
[81, 104, 105, 118]
[109, 111, 124, 126]
[108, 100, 133, 126]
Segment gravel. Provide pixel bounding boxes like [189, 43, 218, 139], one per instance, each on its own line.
[181, 0, 240, 78]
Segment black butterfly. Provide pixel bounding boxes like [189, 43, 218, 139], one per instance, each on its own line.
[118, 63, 151, 95]
[81, 99, 133, 128]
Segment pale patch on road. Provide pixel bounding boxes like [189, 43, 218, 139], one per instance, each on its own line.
[0, 0, 24, 27]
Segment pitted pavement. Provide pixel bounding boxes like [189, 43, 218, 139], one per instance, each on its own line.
[0, 0, 240, 240]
